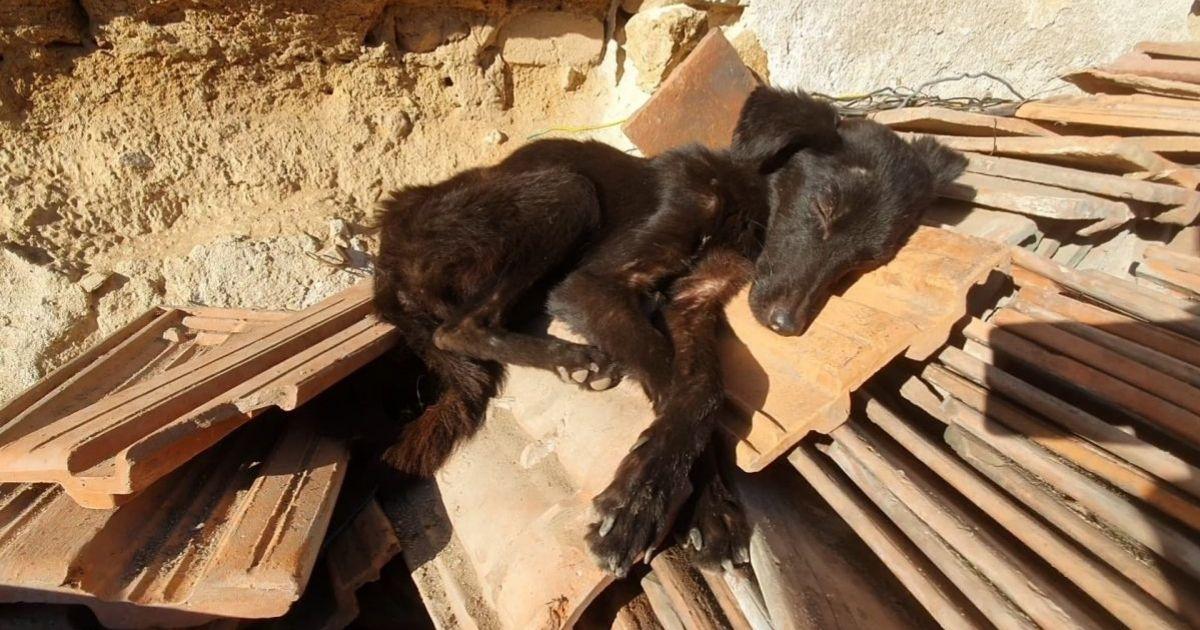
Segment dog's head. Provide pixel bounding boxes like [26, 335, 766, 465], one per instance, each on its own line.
[733, 88, 965, 335]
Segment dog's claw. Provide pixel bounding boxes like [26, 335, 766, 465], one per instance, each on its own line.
[630, 435, 650, 451]
[590, 376, 613, 390]
[556, 366, 570, 382]
[570, 368, 589, 383]
[689, 527, 703, 552]
[598, 515, 615, 537]
[722, 559, 735, 573]
[735, 545, 750, 565]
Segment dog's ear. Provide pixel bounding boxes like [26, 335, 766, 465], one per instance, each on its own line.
[731, 86, 840, 172]
[909, 136, 967, 192]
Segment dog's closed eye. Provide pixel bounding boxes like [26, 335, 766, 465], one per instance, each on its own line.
[813, 185, 840, 239]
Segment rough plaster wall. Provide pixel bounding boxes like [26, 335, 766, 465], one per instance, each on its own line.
[747, 0, 1193, 97]
[0, 0, 625, 403]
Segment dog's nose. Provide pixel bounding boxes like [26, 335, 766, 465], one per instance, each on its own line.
[767, 308, 796, 335]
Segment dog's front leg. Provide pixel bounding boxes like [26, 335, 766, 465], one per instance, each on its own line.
[585, 249, 752, 577]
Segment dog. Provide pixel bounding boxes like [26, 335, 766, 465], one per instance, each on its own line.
[373, 86, 966, 576]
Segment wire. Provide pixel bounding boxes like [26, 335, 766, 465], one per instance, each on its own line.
[813, 72, 1029, 116]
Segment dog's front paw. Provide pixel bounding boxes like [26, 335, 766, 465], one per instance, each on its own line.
[586, 439, 690, 577]
[679, 472, 751, 571]
[555, 345, 623, 392]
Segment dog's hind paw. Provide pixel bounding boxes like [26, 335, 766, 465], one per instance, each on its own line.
[554, 346, 622, 392]
[677, 472, 751, 571]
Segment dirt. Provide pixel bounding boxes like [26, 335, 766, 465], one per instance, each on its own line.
[0, 1, 767, 403]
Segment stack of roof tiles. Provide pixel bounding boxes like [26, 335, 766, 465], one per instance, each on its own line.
[0, 282, 402, 627]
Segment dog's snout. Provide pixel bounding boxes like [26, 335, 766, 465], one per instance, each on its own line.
[767, 307, 797, 335]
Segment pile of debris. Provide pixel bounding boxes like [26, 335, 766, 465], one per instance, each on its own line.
[2, 33, 1199, 629]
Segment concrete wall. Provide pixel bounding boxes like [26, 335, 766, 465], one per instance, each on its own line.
[746, 0, 1193, 98]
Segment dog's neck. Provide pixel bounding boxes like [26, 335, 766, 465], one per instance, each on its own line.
[715, 151, 772, 260]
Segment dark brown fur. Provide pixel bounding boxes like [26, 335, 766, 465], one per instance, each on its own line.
[373, 87, 965, 576]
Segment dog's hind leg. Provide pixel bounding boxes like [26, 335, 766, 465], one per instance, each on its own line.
[675, 436, 751, 570]
[585, 248, 753, 577]
[429, 172, 623, 391]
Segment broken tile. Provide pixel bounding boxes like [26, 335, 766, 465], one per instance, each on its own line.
[1107, 51, 1200, 85]
[923, 201, 1040, 247]
[962, 152, 1200, 224]
[1135, 257, 1200, 298]
[1121, 135, 1200, 163]
[1135, 40, 1200, 60]
[0, 413, 347, 628]
[1013, 246, 1200, 338]
[942, 172, 1134, 236]
[1017, 94, 1200, 135]
[623, 30, 760, 157]
[1064, 68, 1200, 100]
[899, 132, 1179, 174]
[870, 107, 1055, 137]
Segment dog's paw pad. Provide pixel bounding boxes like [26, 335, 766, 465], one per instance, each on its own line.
[557, 353, 622, 392]
[589, 376, 614, 390]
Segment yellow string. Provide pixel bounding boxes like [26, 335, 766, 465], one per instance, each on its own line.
[526, 118, 629, 140]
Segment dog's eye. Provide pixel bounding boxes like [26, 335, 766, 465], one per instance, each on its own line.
[812, 186, 840, 239]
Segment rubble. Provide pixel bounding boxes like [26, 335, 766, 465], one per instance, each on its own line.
[625, 4, 709, 92]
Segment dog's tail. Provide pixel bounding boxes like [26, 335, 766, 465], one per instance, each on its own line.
[910, 135, 968, 192]
[373, 279, 503, 477]
[384, 347, 502, 476]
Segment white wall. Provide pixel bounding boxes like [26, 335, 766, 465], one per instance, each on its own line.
[746, 0, 1192, 98]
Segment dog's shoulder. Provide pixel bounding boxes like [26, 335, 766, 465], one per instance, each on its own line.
[651, 144, 741, 188]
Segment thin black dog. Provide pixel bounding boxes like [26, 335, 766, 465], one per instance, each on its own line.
[373, 86, 965, 576]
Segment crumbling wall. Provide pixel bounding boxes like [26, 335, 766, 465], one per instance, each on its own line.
[747, 0, 1191, 98]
